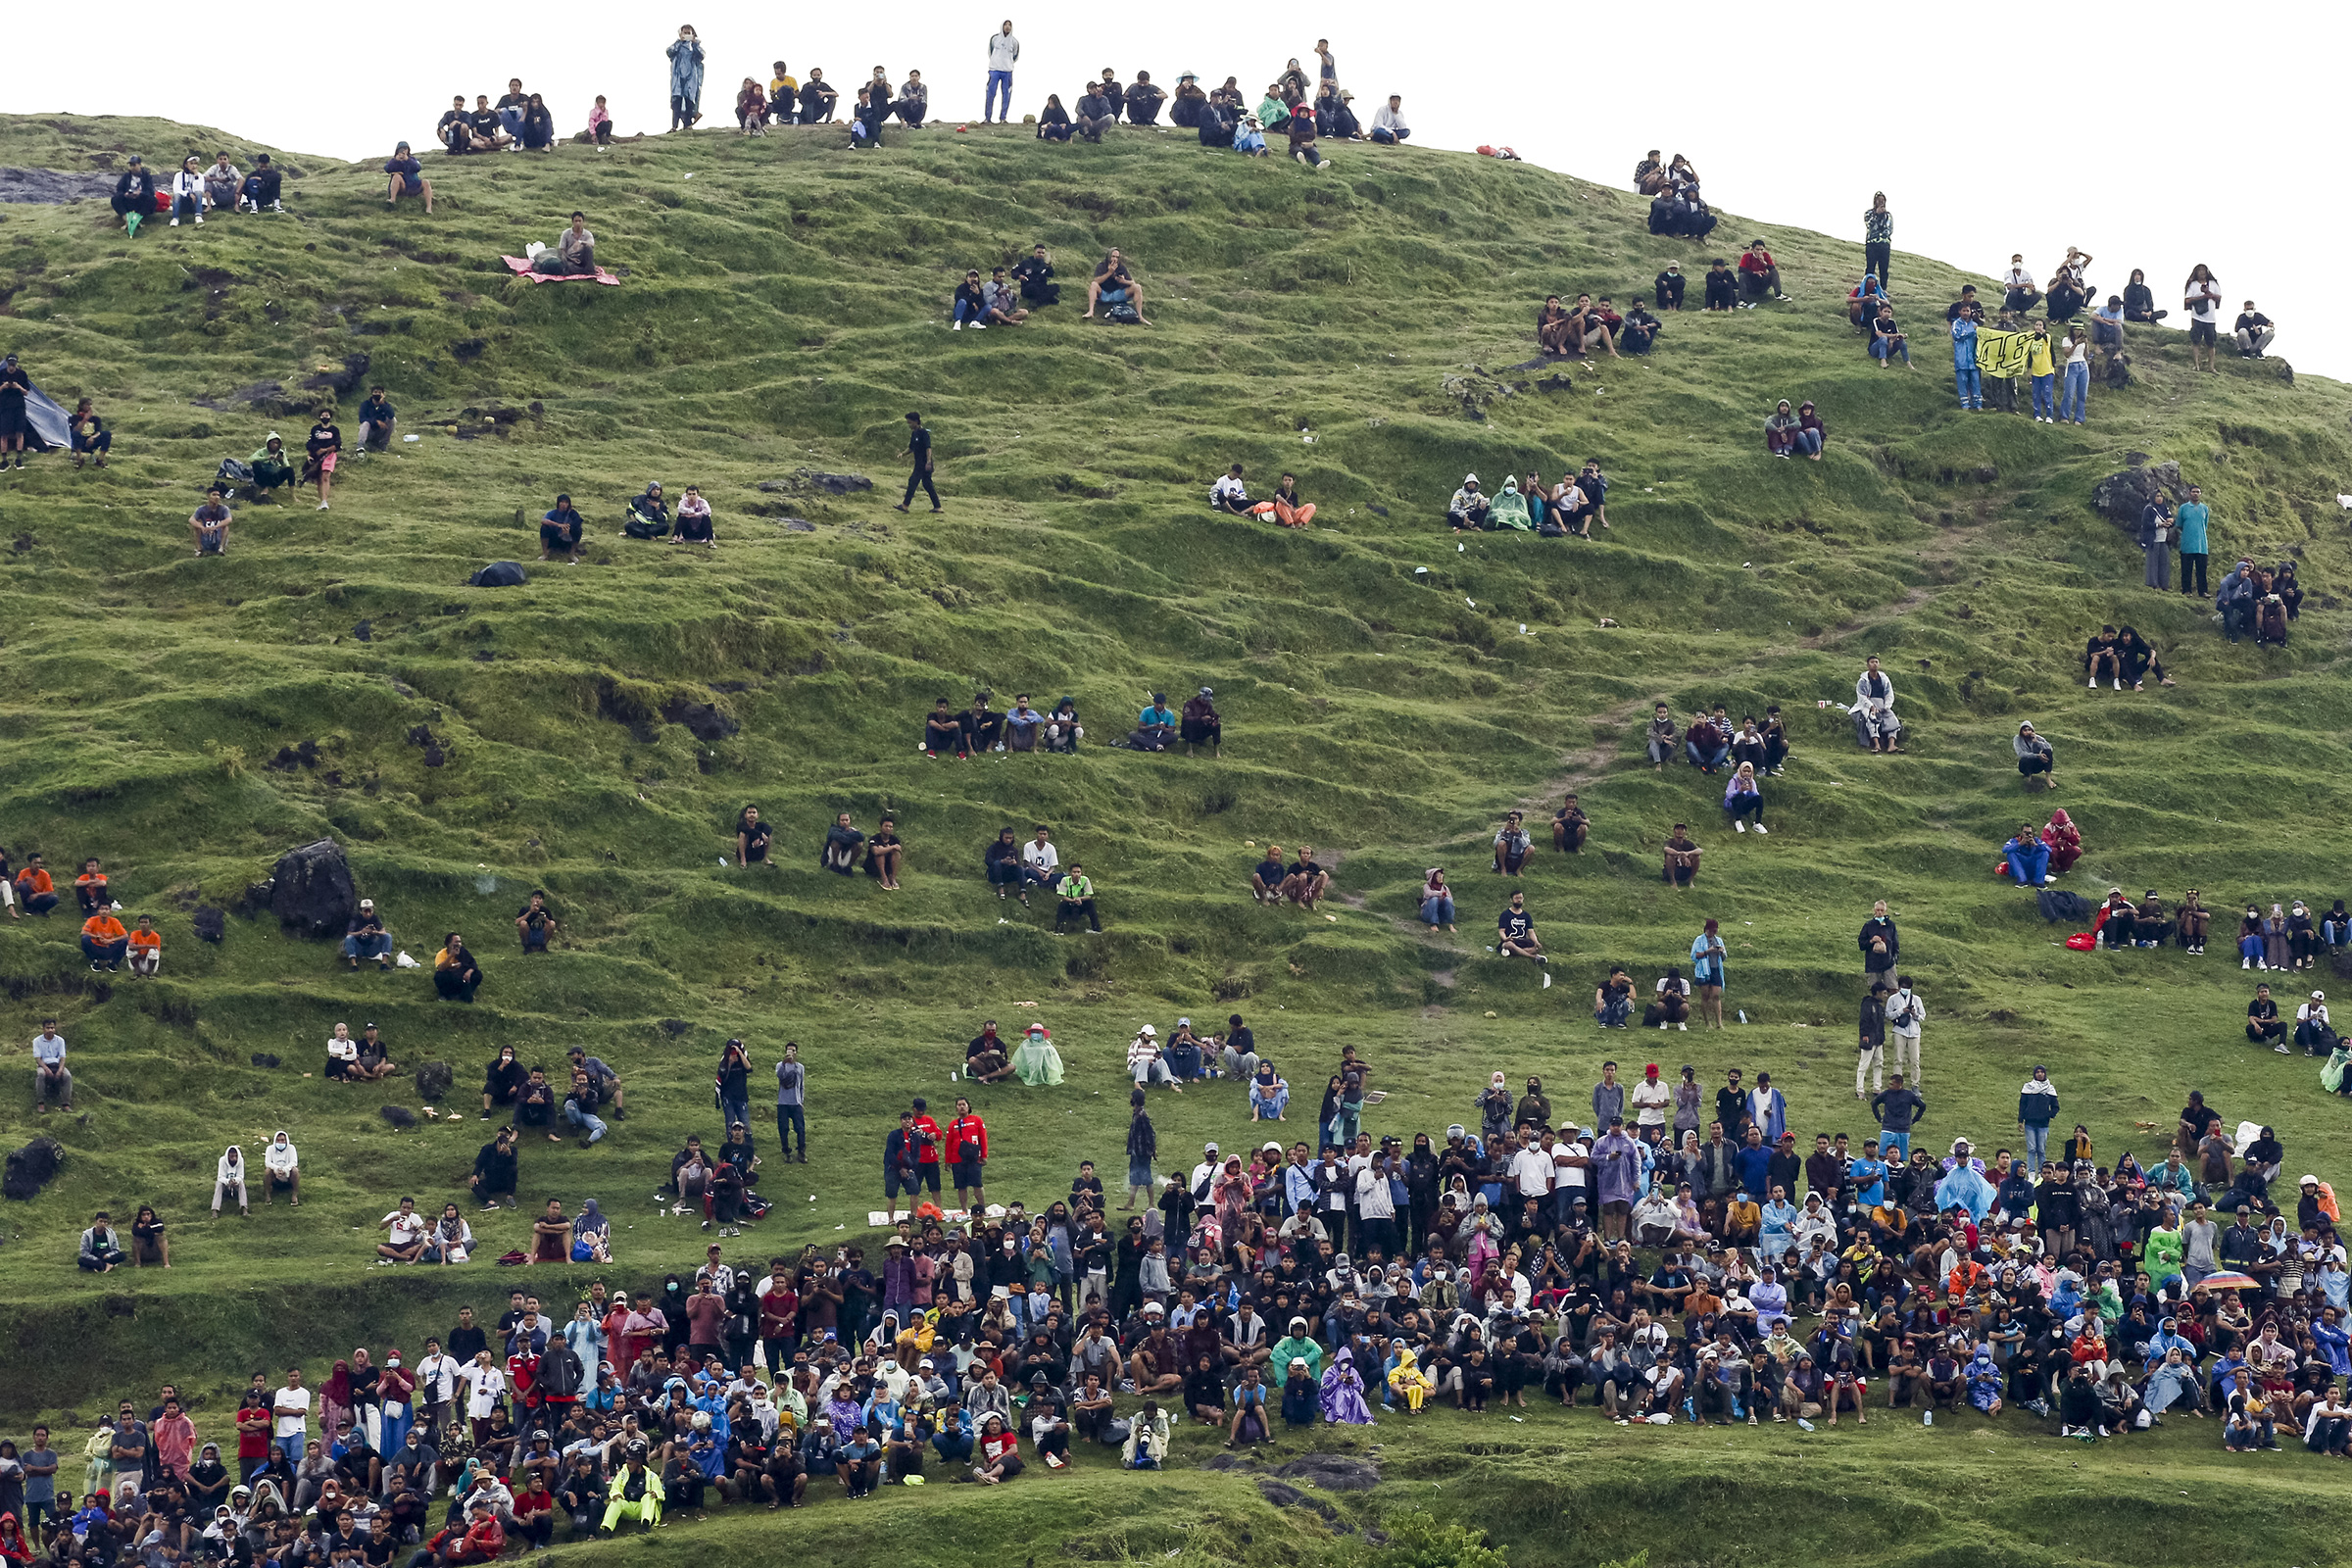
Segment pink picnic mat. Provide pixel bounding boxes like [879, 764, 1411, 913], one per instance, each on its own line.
[500, 256, 622, 286]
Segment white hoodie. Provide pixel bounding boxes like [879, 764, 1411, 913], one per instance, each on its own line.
[265, 1134, 298, 1176]
[987, 29, 1020, 70]
[218, 1147, 245, 1185]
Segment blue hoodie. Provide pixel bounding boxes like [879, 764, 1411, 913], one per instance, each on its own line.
[1951, 316, 1979, 368]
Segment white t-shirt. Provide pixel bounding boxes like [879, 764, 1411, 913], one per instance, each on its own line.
[1210, 473, 1247, 505]
[461, 1363, 507, 1419]
[272, 1386, 310, 1439]
[1630, 1079, 1673, 1127]
[1508, 1147, 1553, 1198]
[2187, 281, 2223, 324]
[1021, 841, 1058, 874]
[415, 1353, 461, 1404]
[383, 1208, 426, 1247]
[1553, 1139, 1591, 1193]
[327, 1036, 358, 1064]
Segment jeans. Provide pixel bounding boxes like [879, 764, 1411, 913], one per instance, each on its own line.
[1954, 367, 1981, 408]
[1369, 127, 1408, 144]
[953, 297, 981, 325]
[1594, 995, 1631, 1028]
[1420, 894, 1455, 925]
[985, 71, 1013, 120]
[1870, 335, 1909, 366]
[719, 1094, 749, 1129]
[282, 1433, 305, 1467]
[2031, 373, 2055, 418]
[1864, 240, 1890, 288]
[776, 1103, 806, 1157]
[1685, 740, 1728, 770]
[564, 1102, 608, 1142]
[2060, 361, 2088, 422]
[1880, 1130, 1909, 1162]
[2024, 1124, 2048, 1173]
[344, 933, 392, 960]
[1794, 428, 1823, 456]
[81, 936, 127, 965]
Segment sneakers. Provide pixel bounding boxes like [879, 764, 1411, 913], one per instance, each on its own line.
[971, 322, 987, 330]
[194, 215, 205, 225]
[2244, 957, 2253, 969]
[170, 217, 180, 226]
[2277, 1044, 2290, 1054]
[953, 321, 963, 330]
[1677, 1021, 1688, 1031]
[1753, 824, 1768, 835]
[317, 502, 330, 511]
[1735, 821, 1746, 833]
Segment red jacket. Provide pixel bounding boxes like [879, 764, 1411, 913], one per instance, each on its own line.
[1739, 250, 1776, 275]
[946, 1114, 988, 1165]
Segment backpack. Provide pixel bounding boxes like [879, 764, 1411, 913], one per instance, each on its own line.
[1102, 302, 1142, 324]
[470, 561, 528, 588]
[216, 459, 255, 488]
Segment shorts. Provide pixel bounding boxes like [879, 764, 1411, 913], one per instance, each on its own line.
[1128, 1157, 1153, 1189]
[886, 1166, 940, 1198]
[954, 1158, 983, 1189]
[2188, 320, 2217, 346]
[1099, 286, 1129, 304]
[314, 450, 339, 473]
[1601, 1200, 1632, 1218]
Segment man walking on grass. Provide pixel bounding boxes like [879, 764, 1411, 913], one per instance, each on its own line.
[894, 412, 941, 514]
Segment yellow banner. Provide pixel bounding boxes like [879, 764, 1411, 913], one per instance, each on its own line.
[1977, 328, 2034, 379]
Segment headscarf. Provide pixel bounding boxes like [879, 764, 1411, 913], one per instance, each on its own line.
[322, 1359, 353, 1406]
[575, 1200, 608, 1239]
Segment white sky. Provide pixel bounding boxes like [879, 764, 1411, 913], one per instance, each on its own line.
[16, 1, 2350, 378]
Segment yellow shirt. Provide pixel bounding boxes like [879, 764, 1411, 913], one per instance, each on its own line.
[771, 75, 798, 99]
[2025, 336, 2055, 376]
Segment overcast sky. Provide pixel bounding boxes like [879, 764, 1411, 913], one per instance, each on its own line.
[22, 1, 2350, 378]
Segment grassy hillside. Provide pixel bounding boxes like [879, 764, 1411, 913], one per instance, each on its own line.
[3, 111, 2352, 1561]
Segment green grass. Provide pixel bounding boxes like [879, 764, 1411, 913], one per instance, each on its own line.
[4, 111, 2352, 1562]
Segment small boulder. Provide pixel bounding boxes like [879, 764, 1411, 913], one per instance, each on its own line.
[660, 1018, 692, 1038]
[379, 1105, 417, 1130]
[192, 906, 226, 944]
[469, 562, 527, 588]
[1273, 1455, 1382, 1492]
[3, 1136, 65, 1201]
[2089, 460, 2181, 530]
[415, 1060, 455, 1102]
[268, 840, 358, 939]
[250, 1053, 281, 1068]
[2277, 360, 2295, 387]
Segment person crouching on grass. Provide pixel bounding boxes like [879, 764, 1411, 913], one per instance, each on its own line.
[190, 486, 232, 555]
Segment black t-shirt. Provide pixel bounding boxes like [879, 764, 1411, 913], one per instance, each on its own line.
[907, 427, 932, 469]
[741, 820, 772, 859]
[1253, 858, 1285, 885]
[1293, 858, 1322, 883]
[2235, 313, 2272, 333]
[2248, 999, 2278, 1021]
[0, 366, 28, 405]
[967, 1033, 1004, 1061]
[1229, 1026, 1253, 1054]
[1499, 909, 1533, 941]
[2181, 1103, 2220, 1138]
[308, 422, 341, 458]
[517, 903, 554, 931]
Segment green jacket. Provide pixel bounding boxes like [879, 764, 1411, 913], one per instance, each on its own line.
[1270, 1334, 1322, 1382]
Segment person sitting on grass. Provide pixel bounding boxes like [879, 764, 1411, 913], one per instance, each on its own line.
[821, 812, 867, 874]
[623, 482, 670, 539]
[433, 933, 483, 1003]
[1702, 258, 1737, 311]
[864, 815, 905, 891]
[1852, 657, 1901, 753]
[1054, 863, 1102, 934]
[354, 1023, 397, 1081]
[1793, 403, 1826, 459]
[1766, 401, 1800, 457]
[1446, 474, 1490, 532]
[924, 698, 967, 759]
[345, 898, 390, 969]
[1285, 846, 1331, 910]
[1662, 823, 1701, 888]
[79, 1210, 128, 1273]
[982, 269, 1029, 326]
[1250, 844, 1289, 904]
[190, 487, 232, 555]
[1086, 249, 1150, 322]
[325, 1021, 362, 1081]
[1419, 867, 1454, 931]
[673, 484, 714, 546]
[1494, 812, 1532, 876]
[1497, 891, 1545, 965]
[383, 143, 433, 213]
[1268, 474, 1315, 528]
[1722, 762, 1767, 835]
[379, 1198, 429, 1263]
[1869, 304, 1912, 368]
[250, 433, 295, 498]
[2002, 824, 2051, 888]
[80, 906, 128, 972]
[962, 693, 1005, 754]
[70, 398, 112, 468]
[126, 913, 162, 976]
[14, 853, 57, 916]
[71, 857, 109, 915]
[1619, 303, 1661, 355]
[1553, 794, 1590, 853]
[2015, 722, 2055, 783]
[1181, 688, 1221, 756]
[540, 494, 584, 563]
[515, 890, 557, 954]
[2115, 624, 2172, 690]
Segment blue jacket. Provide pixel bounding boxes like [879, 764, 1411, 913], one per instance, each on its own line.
[1951, 317, 1978, 368]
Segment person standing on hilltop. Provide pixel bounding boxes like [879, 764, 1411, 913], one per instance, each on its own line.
[1862, 193, 1892, 289]
[667, 25, 706, 132]
[986, 21, 1020, 122]
[893, 412, 941, 514]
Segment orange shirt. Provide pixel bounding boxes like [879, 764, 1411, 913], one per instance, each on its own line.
[82, 913, 127, 943]
[19, 868, 52, 895]
[74, 872, 108, 898]
[128, 928, 162, 952]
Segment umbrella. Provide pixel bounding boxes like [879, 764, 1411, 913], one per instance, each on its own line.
[2194, 1270, 2260, 1292]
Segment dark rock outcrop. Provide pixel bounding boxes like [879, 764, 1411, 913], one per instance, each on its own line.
[267, 840, 358, 938]
[3, 1136, 64, 1200]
